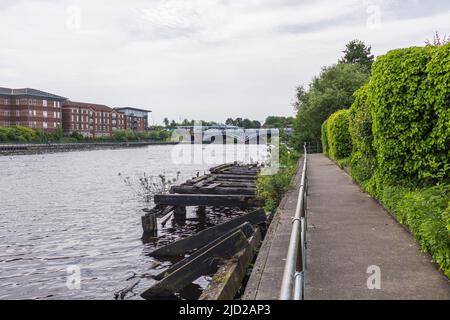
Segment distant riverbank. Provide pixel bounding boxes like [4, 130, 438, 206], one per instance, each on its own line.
[0, 141, 179, 156]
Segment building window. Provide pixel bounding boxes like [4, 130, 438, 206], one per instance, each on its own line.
[43, 122, 48, 129]
[57, 101, 60, 108]
[43, 100, 47, 107]
[33, 110, 37, 116]
[16, 99, 20, 105]
[16, 110, 20, 117]
[43, 111, 48, 118]
[54, 112, 57, 118]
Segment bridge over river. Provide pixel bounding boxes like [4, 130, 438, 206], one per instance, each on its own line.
[244, 153, 450, 300]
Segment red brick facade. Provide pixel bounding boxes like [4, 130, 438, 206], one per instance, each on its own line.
[0, 88, 64, 132]
[1, 87, 150, 137]
[62, 101, 127, 138]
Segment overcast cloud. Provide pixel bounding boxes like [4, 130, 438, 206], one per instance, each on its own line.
[0, 0, 449, 124]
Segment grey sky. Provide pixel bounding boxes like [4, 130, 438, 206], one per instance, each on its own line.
[0, 0, 449, 124]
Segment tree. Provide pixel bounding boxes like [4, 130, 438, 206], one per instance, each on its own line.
[264, 116, 294, 128]
[170, 120, 177, 128]
[339, 40, 374, 71]
[292, 63, 370, 149]
[163, 117, 170, 127]
[225, 118, 235, 126]
[251, 120, 261, 129]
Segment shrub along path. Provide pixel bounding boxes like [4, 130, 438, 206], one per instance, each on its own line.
[306, 154, 450, 300]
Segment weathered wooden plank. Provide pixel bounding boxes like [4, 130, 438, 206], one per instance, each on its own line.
[154, 194, 263, 208]
[170, 185, 255, 196]
[193, 177, 215, 188]
[199, 228, 263, 300]
[186, 174, 209, 185]
[140, 230, 250, 299]
[220, 170, 258, 176]
[149, 208, 267, 257]
[153, 222, 255, 280]
[207, 181, 256, 188]
[213, 174, 257, 180]
[210, 163, 235, 173]
[204, 183, 221, 189]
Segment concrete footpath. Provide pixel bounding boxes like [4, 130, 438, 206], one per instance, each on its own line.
[305, 154, 449, 300]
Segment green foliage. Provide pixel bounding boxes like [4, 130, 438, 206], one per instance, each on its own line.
[348, 85, 377, 191]
[339, 39, 374, 71]
[0, 126, 50, 143]
[257, 144, 299, 214]
[225, 118, 262, 129]
[326, 109, 352, 160]
[321, 120, 328, 156]
[263, 116, 294, 129]
[369, 44, 450, 187]
[292, 63, 370, 149]
[379, 185, 450, 277]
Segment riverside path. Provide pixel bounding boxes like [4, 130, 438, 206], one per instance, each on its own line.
[244, 154, 450, 300]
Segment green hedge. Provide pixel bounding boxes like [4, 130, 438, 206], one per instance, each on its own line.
[321, 119, 329, 156]
[325, 109, 352, 160]
[369, 44, 450, 188]
[348, 84, 377, 191]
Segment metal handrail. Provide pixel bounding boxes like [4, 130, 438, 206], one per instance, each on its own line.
[279, 143, 308, 300]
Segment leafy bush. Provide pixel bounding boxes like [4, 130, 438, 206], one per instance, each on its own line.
[348, 84, 377, 191]
[326, 109, 352, 160]
[257, 144, 299, 214]
[321, 120, 328, 156]
[368, 44, 450, 187]
[378, 185, 450, 277]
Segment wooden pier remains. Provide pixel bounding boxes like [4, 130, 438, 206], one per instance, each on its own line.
[140, 163, 268, 300]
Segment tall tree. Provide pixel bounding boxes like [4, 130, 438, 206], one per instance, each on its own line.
[339, 40, 374, 71]
[163, 117, 170, 127]
[292, 63, 370, 148]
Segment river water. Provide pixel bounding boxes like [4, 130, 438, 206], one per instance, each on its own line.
[0, 145, 263, 300]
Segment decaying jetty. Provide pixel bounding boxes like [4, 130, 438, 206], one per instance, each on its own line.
[140, 163, 267, 300]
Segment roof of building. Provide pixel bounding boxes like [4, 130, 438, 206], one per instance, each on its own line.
[63, 100, 113, 112]
[115, 107, 152, 113]
[0, 87, 67, 100]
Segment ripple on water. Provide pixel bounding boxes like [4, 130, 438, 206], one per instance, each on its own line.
[0, 146, 259, 299]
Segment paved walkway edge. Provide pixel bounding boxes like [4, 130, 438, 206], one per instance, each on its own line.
[243, 158, 304, 300]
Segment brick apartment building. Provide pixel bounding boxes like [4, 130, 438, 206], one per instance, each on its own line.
[62, 101, 127, 138]
[0, 87, 66, 131]
[0, 87, 151, 137]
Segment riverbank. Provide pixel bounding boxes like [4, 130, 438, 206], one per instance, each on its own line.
[0, 141, 178, 156]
